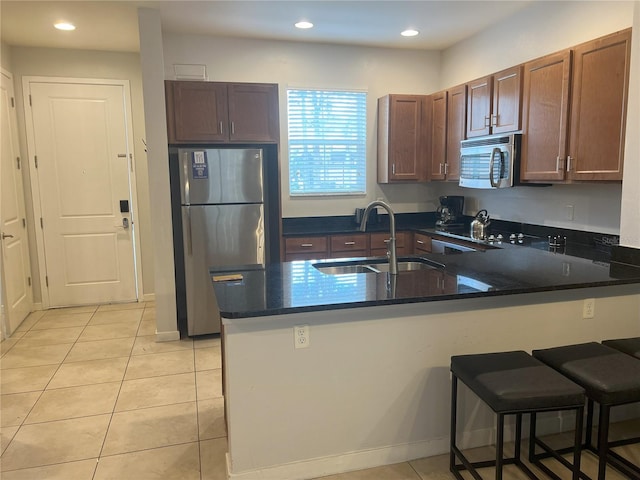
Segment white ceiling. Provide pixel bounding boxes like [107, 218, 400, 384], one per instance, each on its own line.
[1, 1, 533, 53]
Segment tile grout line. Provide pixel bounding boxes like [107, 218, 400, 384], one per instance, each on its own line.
[0, 306, 100, 467]
[92, 304, 145, 480]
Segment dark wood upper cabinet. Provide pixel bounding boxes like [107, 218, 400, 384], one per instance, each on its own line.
[520, 50, 572, 182]
[520, 28, 631, 183]
[466, 76, 492, 138]
[466, 66, 522, 138]
[492, 66, 522, 134]
[445, 84, 467, 181]
[166, 81, 279, 144]
[378, 94, 427, 182]
[567, 29, 631, 181]
[227, 83, 279, 143]
[429, 91, 447, 181]
[167, 81, 228, 143]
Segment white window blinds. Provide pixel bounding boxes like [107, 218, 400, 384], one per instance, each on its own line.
[287, 89, 367, 195]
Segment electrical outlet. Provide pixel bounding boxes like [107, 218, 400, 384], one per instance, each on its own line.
[294, 325, 310, 349]
[566, 205, 574, 221]
[583, 298, 595, 319]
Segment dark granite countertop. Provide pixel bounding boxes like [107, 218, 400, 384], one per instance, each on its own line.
[212, 238, 640, 319]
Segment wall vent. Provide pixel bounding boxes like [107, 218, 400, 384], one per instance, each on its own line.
[173, 64, 207, 81]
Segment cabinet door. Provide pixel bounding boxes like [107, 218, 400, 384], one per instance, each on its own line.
[170, 81, 228, 143]
[568, 29, 631, 181]
[228, 83, 279, 143]
[466, 76, 492, 138]
[414, 233, 432, 253]
[520, 51, 572, 182]
[429, 91, 447, 181]
[370, 231, 407, 257]
[284, 236, 328, 261]
[330, 234, 368, 258]
[379, 95, 426, 182]
[492, 66, 522, 134]
[445, 84, 466, 181]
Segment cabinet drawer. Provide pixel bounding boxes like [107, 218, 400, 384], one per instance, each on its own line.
[330, 234, 368, 253]
[370, 231, 406, 250]
[284, 236, 328, 254]
[414, 233, 432, 253]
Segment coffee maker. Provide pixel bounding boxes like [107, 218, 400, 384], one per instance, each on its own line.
[435, 196, 464, 230]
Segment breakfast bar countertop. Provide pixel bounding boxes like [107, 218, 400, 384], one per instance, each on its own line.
[211, 236, 640, 318]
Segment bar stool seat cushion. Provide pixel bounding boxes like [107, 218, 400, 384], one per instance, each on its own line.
[602, 337, 640, 359]
[451, 350, 584, 413]
[533, 342, 640, 406]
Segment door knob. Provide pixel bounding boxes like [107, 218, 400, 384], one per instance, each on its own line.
[1, 233, 14, 239]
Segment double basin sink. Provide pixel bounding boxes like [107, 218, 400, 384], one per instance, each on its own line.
[314, 257, 444, 275]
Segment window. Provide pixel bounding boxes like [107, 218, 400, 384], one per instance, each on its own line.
[287, 88, 367, 195]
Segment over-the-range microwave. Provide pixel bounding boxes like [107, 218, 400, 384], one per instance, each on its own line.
[459, 133, 521, 189]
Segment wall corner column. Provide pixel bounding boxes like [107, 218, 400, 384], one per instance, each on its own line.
[620, 1, 640, 247]
[137, 8, 179, 340]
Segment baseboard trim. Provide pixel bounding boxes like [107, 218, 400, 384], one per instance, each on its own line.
[226, 437, 448, 480]
[224, 411, 606, 480]
[32, 302, 43, 311]
[142, 293, 155, 302]
[155, 330, 180, 342]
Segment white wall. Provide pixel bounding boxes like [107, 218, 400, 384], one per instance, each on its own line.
[224, 286, 640, 478]
[1, 41, 12, 70]
[620, 2, 640, 247]
[9, 46, 154, 302]
[438, 1, 635, 236]
[162, 34, 442, 217]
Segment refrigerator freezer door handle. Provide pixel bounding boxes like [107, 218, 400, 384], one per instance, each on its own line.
[182, 152, 191, 205]
[186, 206, 193, 255]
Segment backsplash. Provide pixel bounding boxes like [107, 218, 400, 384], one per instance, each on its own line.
[432, 182, 622, 235]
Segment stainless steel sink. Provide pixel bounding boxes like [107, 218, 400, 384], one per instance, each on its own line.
[313, 257, 443, 275]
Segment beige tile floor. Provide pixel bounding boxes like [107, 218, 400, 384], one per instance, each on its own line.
[1, 303, 638, 479]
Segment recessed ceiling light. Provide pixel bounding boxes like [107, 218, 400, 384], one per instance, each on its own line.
[295, 21, 314, 29]
[54, 22, 76, 31]
[401, 29, 419, 37]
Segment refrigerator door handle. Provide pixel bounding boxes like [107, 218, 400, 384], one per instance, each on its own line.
[185, 206, 193, 255]
[182, 152, 191, 205]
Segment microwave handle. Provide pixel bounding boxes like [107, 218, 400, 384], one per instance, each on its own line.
[489, 147, 501, 188]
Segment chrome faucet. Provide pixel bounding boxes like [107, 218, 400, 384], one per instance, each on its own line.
[359, 200, 398, 275]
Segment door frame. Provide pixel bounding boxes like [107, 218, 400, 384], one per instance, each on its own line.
[22, 76, 144, 308]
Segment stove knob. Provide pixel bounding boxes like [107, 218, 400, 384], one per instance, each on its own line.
[509, 233, 516, 243]
[517, 233, 524, 240]
[496, 234, 504, 242]
[488, 234, 495, 242]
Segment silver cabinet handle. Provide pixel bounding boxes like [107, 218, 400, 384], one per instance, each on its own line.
[556, 156, 561, 172]
[484, 115, 490, 127]
[444, 163, 448, 175]
[383, 239, 390, 244]
[417, 240, 425, 245]
[566, 156, 573, 172]
[1, 233, 14, 239]
[231, 121, 235, 135]
[301, 243, 313, 248]
[344, 241, 356, 246]
[491, 114, 498, 127]
[219, 121, 223, 134]
[392, 163, 396, 175]
[439, 163, 443, 175]
[182, 153, 190, 205]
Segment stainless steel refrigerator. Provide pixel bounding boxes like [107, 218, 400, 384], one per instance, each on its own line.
[177, 148, 266, 335]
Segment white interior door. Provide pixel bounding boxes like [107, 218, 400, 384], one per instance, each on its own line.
[26, 80, 137, 307]
[1, 70, 33, 334]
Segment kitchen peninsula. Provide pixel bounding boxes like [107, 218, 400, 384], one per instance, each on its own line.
[213, 237, 640, 480]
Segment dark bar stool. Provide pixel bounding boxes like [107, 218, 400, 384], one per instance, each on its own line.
[602, 336, 640, 359]
[450, 350, 585, 480]
[533, 342, 640, 480]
